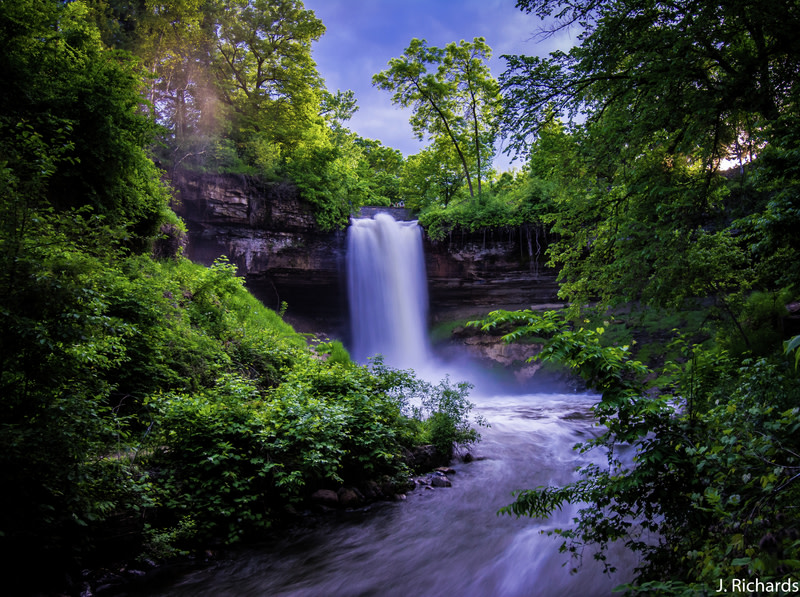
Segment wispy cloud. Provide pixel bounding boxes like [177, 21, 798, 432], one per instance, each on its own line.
[304, 0, 566, 169]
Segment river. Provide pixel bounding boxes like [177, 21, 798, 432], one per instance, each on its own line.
[142, 391, 632, 597]
[140, 214, 633, 595]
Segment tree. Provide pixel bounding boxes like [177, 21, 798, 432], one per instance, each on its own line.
[354, 136, 405, 206]
[401, 142, 467, 211]
[0, 0, 171, 244]
[213, 0, 325, 147]
[374, 37, 501, 199]
[500, 0, 800, 316]
[1, 0, 173, 582]
[320, 89, 359, 132]
[503, 0, 800, 158]
[442, 37, 501, 196]
[127, 0, 220, 168]
[100, 0, 328, 174]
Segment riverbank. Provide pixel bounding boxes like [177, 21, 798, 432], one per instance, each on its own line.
[118, 392, 630, 597]
[72, 456, 470, 596]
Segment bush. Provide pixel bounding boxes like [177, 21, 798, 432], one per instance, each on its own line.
[142, 356, 479, 544]
[418, 377, 483, 459]
[474, 309, 800, 594]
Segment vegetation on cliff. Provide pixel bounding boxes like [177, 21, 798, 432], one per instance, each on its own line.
[0, 3, 479, 592]
[83, 0, 405, 230]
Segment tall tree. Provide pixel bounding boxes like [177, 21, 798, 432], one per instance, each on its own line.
[1, 0, 170, 242]
[374, 37, 501, 199]
[442, 37, 500, 196]
[131, 0, 219, 165]
[213, 0, 325, 144]
[501, 0, 800, 312]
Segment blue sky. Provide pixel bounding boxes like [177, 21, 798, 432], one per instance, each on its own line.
[302, 0, 577, 171]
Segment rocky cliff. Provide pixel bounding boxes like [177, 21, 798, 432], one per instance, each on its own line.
[170, 170, 348, 332]
[169, 170, 563, 339]
[424, 226, 563, 323]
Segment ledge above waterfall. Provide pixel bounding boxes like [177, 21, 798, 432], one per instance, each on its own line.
[357, 206, 414, 221]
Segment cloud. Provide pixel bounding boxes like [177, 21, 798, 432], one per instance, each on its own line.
[304, 0, 569, 168]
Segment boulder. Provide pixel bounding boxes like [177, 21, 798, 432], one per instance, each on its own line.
[360, 479, 381, 500]
[337, 487, 362, 508]
[405, 444, 447, 472]
[311, 489, 339, 508]
[430, 474, 452, 488]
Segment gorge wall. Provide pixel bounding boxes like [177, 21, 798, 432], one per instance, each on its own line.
[169, 170, 564, 344]
[170, 169, 348, 333]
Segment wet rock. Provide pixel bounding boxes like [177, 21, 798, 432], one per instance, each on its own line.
[430, 474, 452, 488]
[311, 489, 339, 507]
[435, 466, 456, 475]
[360, 480, 381, 500]
[424, 227, 562, 325]
[405, 444, 446, 472]
[337, 487, 362, 508]
[379, 477, 396, 498]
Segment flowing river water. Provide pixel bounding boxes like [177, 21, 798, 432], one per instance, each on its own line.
[142, 214, 634, 596]
[145, 392, 632, 596]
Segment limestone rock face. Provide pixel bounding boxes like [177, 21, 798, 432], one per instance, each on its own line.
[169, 170, 347, 331]
[423, 227, 563, 323]
[168, 171, 563, 341]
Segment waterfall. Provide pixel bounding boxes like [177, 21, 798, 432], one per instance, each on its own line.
[346, 213, 430, 369]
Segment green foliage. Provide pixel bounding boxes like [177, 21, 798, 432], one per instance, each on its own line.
[473, 309, 800, 593]
[142, 516, 197, 561]
[463, 3, 800, 590]
[499, 0, 800, 326]
[413, 125, 557, 238]
[785, 335, 800, 370]
[213, 0, 325, 143]
[417, 377, 483, 459]
[284, 125, 370, 230]
[353, 137, 405, 207]
[315, 340, 353, 366]
[1, 0, 172, 248]
[715, 289, 792, 359]
[374, 37, 501, 199]
[145, 374, 278, 543]
[143, 355, 480, 542]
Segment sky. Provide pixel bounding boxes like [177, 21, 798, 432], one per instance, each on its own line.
[301, 0, 578, 172]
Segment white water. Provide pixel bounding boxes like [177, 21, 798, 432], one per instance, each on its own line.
[146, 394, 631, 596]
[143, 212, 635, 596]
[347, 214, 431, 369]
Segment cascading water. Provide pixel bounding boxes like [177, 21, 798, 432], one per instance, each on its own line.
[144, 212, 636, 596]
[144, 395, 632, 596]
[346, 213, 430, 369]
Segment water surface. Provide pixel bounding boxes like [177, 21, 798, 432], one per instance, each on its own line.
[147, 392, 632, 597]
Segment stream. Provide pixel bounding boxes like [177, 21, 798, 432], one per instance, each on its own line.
[144, 391, 633, 597]
[140, 215, 634, 595]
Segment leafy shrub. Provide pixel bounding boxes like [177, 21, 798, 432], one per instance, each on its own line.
[715, 289, 792, 359]
[314, 340, 354, 365]
[145, 374, 277, 544]
[418, 377, 483, 459]
[474, 309, 800, 594]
